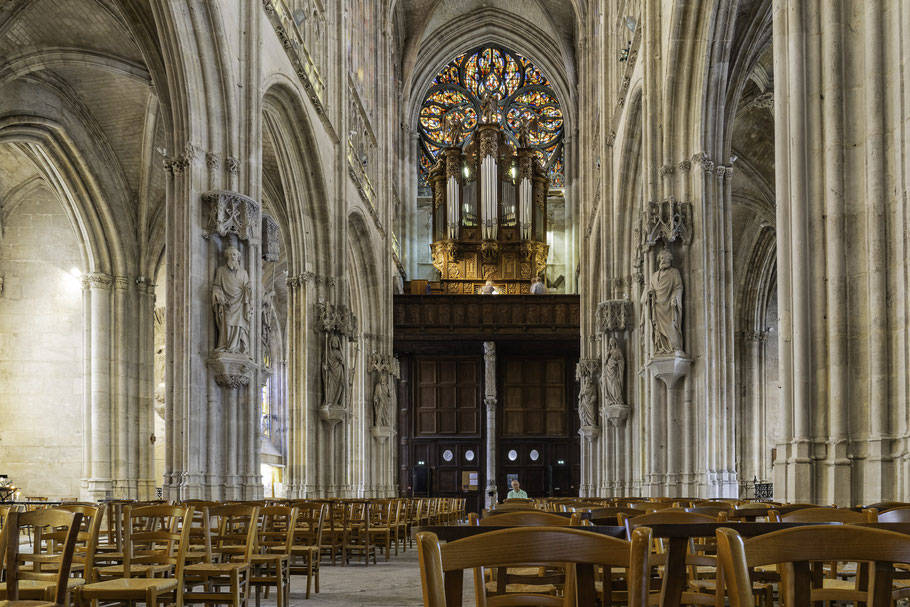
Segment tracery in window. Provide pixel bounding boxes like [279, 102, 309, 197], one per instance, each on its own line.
[418, 45, 565, 188]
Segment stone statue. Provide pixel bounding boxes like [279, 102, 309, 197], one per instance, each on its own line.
[518, 113, 539, 147]
[578, 372, 597, 427]
[641, 247, 684, 353]
[261, 289, 276, 366]
[212, 245, 252, 354]
[322, 334, 346, 409]
[372, 372, 392, 427]
[443, 113, 464, 146]
[480, 91, 498, 124]
[603, 337, 625, 404]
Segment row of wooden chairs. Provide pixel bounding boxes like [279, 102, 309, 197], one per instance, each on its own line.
[434, 501, 910, 606]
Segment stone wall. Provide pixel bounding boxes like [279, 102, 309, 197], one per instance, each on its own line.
[0, 184, 83, 498]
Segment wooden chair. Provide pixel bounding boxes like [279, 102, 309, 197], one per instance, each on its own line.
[341, 501, 375, 566]
[417, 526, 652, 607]
[717, 524, 910, 607]
[367, 499, 397, 561]
[876, 506, 910, 522]
[73, 505, 194, 607]
[768, 506, 875, 523]
[249, 506, 296, 607]
[182, 504, 259, 607]
[474, 511, 580, 527]
[288, 503, 325, 599]
[0, 504, 104, 604]
[0, 509, 83, 607]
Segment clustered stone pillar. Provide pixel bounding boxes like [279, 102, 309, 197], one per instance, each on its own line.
[483, 341, 497, 508]
[369, 353, 399, 495]
[772, 0, 910, 505]
[576, 358, 600, 497]
[314, 302, 358, 497]
[84, 272, 113, 501]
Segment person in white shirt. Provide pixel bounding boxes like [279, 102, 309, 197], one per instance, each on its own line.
[530, 276, 548, 294]
[480, 280, 496, 294]
[506, 479, 528, 499]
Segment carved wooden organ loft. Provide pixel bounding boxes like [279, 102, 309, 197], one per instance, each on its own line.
[428, 121, 550, 295]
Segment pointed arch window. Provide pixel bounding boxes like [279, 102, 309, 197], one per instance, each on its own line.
[418, 45, 565, 189]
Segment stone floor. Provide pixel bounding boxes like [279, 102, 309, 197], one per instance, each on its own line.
[283, 545, 476, 606]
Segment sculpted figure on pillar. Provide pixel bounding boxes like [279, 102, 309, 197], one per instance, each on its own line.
[641, 247, 684, 354]
[372, 372, 392, 427]
[578, 372, 597, 427]
[322, 334, 346, 409]
[212, 245, 252, 354]
[603, 337, 625, 404]
[261, 289, 277, 367]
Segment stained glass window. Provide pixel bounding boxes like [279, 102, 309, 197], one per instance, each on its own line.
[418, 45, 565, 188]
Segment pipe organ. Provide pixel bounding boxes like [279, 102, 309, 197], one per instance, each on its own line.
[428, 121, 549, 294]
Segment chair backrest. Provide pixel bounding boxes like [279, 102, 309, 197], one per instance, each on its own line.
[123, 504, 194, 578]
[502, 497, 533, 504]
[621, 509, 717, 536]
[590, 506, 646, 521]
[46, 504, 104, 582]
[258, 505, 298, 554]
[293, 503, 326, 549]
[204, 504, 260, 562]
[717, 525, 910, 607]
[3, 509, 83, 605]
[876, 506, 910, 522]
[865, 501, 910, 510]
[417, 526, 652, 607]
[478, 511, 578, 527]
[772, 506, 873, 523]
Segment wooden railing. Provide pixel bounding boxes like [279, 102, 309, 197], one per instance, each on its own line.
[393, 294, 580, 338]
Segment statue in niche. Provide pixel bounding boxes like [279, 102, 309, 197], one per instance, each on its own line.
[372, 372, 392, 427]
[212, 245, 252, 354]
[641, 246, 684, 354]
[322, 334, 346, 409]
[603, 337, 625, 404]
[578, 372, 597, 427]
[480, 91, 498, 124]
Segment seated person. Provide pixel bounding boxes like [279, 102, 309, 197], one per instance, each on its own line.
[506, 479, 528, 499]
[480, 280, 496, 295]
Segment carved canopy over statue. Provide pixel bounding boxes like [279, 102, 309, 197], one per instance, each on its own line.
[641, 247, 684, 354]
[212, 246, 253, 354]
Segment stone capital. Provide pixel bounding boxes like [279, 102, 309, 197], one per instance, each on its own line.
[82, 272, 113, 291]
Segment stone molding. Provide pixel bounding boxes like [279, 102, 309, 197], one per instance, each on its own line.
[286, 272, 336, 289]
[203, 191, 260, 244]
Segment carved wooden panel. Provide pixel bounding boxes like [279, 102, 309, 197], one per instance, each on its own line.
[415, 357, 481, 436]
[502, 357, 566, 436]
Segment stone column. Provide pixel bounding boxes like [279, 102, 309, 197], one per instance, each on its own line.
[84, 273, 113, 501]
[483, 341, 497, 508]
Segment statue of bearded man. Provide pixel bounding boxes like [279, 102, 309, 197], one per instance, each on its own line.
[212, 245, 252, 354]
[641, 247, 684, 353]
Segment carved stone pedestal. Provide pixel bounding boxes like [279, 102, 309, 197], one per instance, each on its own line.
[605, 403, 631, 427]
[318, 406, 346, 426]
[646, 354, 692, 388]
[371, 425, 392, 443]
[208, 352, 255, 388]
